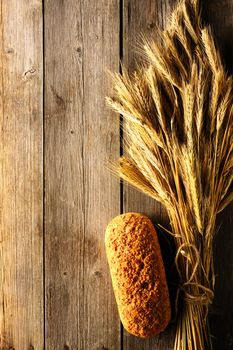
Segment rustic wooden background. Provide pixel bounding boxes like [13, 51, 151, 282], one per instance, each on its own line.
[0, 0, 232, 349]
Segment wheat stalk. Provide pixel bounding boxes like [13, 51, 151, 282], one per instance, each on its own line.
[107, 0, 233, 348]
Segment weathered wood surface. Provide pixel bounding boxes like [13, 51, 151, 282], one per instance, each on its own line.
[202, 3, 233, 349]
[44, 0, 120, 349]
[0, 1, 232, 349]
[123, 1, 176, 349]
[123, 1, 233, 349]
[0, 0, 43, 349]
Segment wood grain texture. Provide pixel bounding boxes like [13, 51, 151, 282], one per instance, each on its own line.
[122, 1, 176, 349]
[44, 1, 120, 349]
[122, 1, 233, 349]
[0, 0, 43, 349]
[202, 3, 233, 349]
[0, 1, 232, 350]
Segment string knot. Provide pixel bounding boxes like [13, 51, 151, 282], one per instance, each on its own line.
[175, 243, 214, 307]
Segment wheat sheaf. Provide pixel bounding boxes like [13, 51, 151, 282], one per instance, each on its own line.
[107, 0, 233, 349]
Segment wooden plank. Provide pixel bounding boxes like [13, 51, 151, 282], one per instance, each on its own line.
[122, 1, 233, 349]
[44, 1, 120, 349]
[202, 2, 233, 349]
[0, 0, 43, 349]
[122, 1, 177, 349]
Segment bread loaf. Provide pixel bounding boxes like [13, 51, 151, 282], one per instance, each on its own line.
[105, 212, 171, 338]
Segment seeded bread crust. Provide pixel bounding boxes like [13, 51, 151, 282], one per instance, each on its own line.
[105, 212, 171, 338]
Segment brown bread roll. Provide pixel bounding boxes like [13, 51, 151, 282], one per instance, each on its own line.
[105, 212, 171, 338]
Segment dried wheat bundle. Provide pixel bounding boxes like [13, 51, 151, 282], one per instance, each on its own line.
[107, 0, 233, 348]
